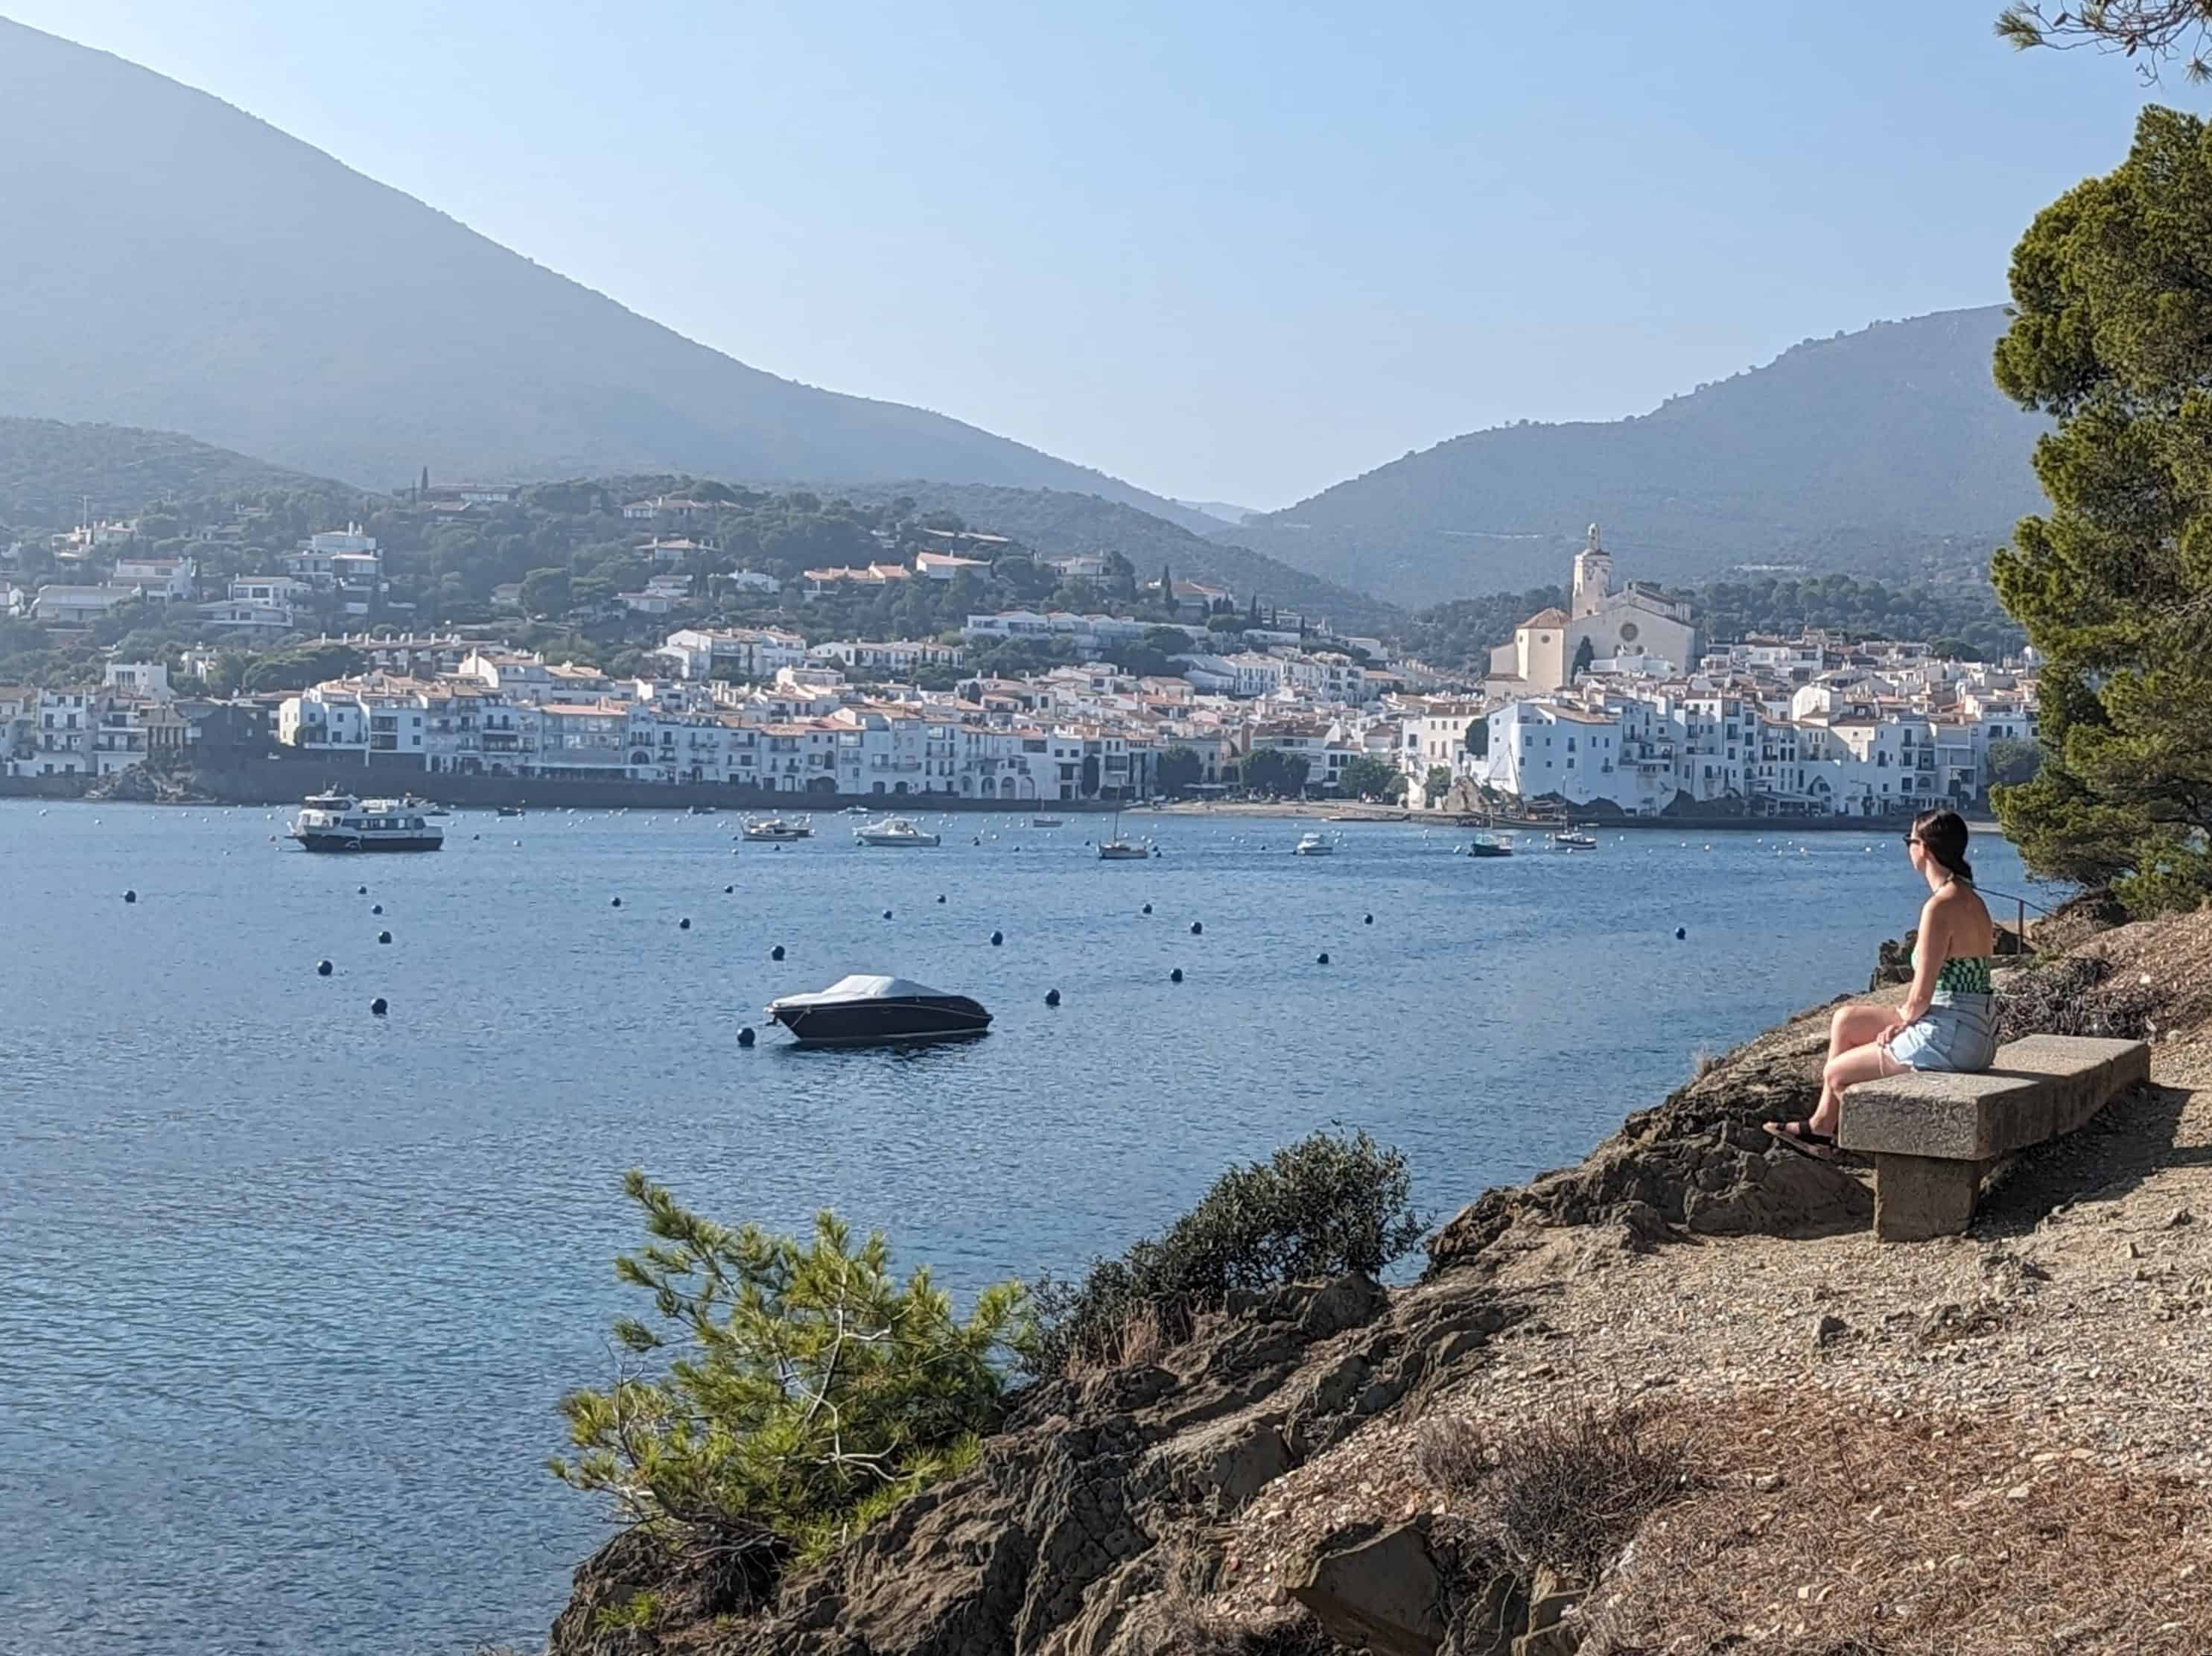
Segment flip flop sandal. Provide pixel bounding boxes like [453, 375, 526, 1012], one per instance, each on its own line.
[1764, 1118, 1837, 1161]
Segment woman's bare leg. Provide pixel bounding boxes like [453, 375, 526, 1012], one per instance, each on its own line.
[1810, 1040, 1898, 1136]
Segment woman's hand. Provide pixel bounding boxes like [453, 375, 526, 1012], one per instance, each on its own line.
[1875, 1016, 1909, 1049]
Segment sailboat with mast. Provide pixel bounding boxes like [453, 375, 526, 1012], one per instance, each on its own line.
[1097, 801, 1150, 860]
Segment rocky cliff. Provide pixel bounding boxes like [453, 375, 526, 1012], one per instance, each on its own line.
[547, 907, 2212, 1656]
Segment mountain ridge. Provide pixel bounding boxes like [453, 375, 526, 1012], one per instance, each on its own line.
[1226, 306, 2046, 606]
[0, 19, 1221, 536]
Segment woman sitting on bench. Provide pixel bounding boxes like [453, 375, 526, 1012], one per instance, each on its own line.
[1770, 808, 1998, 1158]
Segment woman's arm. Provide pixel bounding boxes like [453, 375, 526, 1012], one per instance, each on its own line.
[1893, 895, 1948, 1030]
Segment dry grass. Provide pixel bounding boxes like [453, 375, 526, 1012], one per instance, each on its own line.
[1059, 1301, 1171, 1380]
[1995, 954, 2167, 1045]
[2077, 906, 2212, 1039]
[1416, 1400, 1690, 1583]
[1578, 1390, 2212, 1656]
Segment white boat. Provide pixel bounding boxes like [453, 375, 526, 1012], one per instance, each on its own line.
[288, 791, 445, 853]
[1030, 814, 1065, 828]
[1550, 829, 1600, 851]
[1292, 831, 1335, 857]
[1466, 832, 1515, 859]
[1096, 804, 1150, 860]
[854, 816, 941, 848]
[741, 816, 814, 842]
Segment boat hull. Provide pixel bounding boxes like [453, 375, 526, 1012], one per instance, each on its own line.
[290, 831, 444, 853]
[769, 997, 992, 1046]
[856, 834, 941, 848]
[1466, 845, 1513, 859]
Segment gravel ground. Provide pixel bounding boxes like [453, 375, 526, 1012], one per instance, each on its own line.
[1213, 1030, 2212, 1625]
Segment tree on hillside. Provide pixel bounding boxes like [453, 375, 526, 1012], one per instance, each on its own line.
[1997, 2, 2212, 81]
[1424, 764, 1455, 807]
[520, 565, 571, 619]
[1571, 635, 1596, 678]
[1466, 719, 1488, 758]
[1989, 107, 2212, 910]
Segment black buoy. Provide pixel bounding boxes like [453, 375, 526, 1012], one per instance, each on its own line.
[1045, 989, 1061, 1007]
[723, 884, 734, 895]
[369, 997, 388, 1016]
[611, 896, 622, 907]
[679, 917, 691, 930]
[990, 930, 1004, 947]
[771, 945, 786, 961]
[1675, 926, 1688, 941]
[1142, 903, 1152, 915]
[937, 894, 947, 904]
[1170, 967, 1184, 983]
[357, 885, 368, 895]
[377, 930, 392, 945]
[883, 908, 894, 919]
[316, 959, 334, 977]
[1190, 921, 1204, 936]
[123, 889, 136, 904]
[1317, 952, 1330, 965]
[1364, 913, 1374, 925]
[371, 903, 383, 916]
[737, 1026, 757, 1047]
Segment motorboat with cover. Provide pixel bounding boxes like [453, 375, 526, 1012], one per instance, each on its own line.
[1549, 829, 1599, 851]
[766, 975, 992, 1045]
[1293, 831, 1335, 856]
[1466, 832, 1514, 858]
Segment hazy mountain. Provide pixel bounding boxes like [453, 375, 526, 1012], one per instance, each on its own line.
[0, 416, 355, 521]
[824, 482, 1399, 632]
[0, 19, 1219, 536]
[1171, 498, 1260, 527]
[1229, 308, 2047, 607]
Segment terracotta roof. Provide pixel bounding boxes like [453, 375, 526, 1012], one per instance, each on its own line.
[1521, 608, 1569, 628]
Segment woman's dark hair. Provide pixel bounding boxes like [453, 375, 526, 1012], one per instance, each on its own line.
[1910, 808, 1973, 883]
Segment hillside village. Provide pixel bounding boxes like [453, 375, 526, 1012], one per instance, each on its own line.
[0, 487, 2039, 815]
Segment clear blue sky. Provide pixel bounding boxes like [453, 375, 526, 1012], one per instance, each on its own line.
[5, 1, 2182, 507]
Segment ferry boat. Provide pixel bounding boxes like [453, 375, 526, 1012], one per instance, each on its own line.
[767, 975, 991, 1046]
[854, 816, 941, 848]
[288, 792, 445, 853]
[741, 816, 814, 842]
[1292, 831, 1335, 857]
[1466, 832, 1515, 859]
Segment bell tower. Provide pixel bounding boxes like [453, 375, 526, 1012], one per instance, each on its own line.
[1570, 523, 1612, 619]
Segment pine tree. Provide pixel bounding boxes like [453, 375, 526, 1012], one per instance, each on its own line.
[1571, 635, 1597, 678]
[1247, 593, 1261, 627]
[1990, 107, 2212, 911]
[1158, 562, 1174, 616]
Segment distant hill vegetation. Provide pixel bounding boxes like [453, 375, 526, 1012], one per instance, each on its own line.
[0, 19, 1219, 535]
[0, 417, 356, 521]
[822, 482, 1398, 633]
[1230, 308, 2047, 606]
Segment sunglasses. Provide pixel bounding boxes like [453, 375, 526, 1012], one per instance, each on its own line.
[1901, 833, 1920, 846]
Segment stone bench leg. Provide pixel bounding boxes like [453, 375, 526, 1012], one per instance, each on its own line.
[1872, 1153, 1985, 1243]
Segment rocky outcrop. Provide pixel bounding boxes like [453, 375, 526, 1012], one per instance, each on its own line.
[1426, 1000, 1874, 1279]
[550, 1274, 1528, 1656]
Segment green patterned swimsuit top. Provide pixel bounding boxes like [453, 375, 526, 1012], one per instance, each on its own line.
[1913, 946, 1993, 997]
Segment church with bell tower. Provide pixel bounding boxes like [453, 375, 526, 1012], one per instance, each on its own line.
[1484, 524, 1699, 697]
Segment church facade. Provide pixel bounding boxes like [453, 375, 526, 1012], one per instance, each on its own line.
[1485, 527, 1698, 697]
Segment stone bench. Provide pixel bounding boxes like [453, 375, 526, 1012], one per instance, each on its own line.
[1836, 1034, 2152, 1242]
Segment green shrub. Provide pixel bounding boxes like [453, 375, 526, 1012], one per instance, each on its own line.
[1019, 1130, 1428, 1380]
[552, 1171, 1024, 1573]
